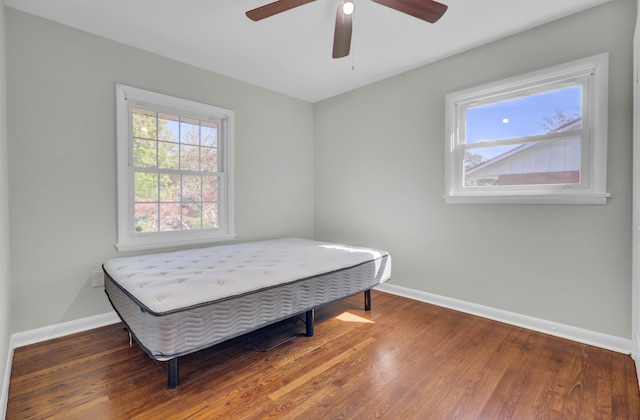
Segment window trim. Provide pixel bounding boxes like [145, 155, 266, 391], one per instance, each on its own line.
[444, 53, 610, 204]
[115, 84, 235, 252]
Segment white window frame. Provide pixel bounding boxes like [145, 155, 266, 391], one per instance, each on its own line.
[115, 84, 235, 252]
[444, 53, 610, 204]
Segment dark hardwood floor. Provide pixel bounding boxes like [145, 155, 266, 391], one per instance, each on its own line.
[6, 290, 640, 419]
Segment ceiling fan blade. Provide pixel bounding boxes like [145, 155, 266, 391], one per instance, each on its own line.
[371, 0, 447, 23]
[246, 0, 316, 21]
[332, 5, 353, 59]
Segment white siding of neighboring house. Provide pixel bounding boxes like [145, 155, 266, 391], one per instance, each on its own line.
[467, 137, 581, 185]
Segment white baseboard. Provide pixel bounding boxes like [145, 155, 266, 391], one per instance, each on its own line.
[634, 333, 640, 384]
[10, 311, 121, 350]
[376, 283, 632, 354]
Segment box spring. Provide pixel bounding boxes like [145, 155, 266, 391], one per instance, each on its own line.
[105, 254, 390, 360]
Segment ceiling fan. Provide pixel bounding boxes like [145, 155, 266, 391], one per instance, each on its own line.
[246, 0, 448, 59]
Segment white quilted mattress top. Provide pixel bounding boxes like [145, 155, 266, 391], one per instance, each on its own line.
[103, 237, 390, 314]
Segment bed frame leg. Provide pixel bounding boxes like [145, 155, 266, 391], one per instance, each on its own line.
[306, 309, 314, 337]
[168, 358, 179, 389]
[364, 289, 371, 311]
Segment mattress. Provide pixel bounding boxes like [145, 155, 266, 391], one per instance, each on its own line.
[103, 237, 391, 360]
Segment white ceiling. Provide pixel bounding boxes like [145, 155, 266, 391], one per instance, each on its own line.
[5, 0, 613, 103]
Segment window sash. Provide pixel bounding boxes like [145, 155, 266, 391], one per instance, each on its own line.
[130, 169, 223, 233]
[456, 77, 589, 145]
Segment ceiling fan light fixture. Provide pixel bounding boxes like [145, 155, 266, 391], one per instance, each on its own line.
[342, 1, 355, 15]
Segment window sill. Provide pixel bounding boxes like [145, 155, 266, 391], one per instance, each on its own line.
[444, 193, 610, 205]
[116, 232, 237, 253]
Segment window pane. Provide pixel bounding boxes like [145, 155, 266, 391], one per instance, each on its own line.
[201, 147, 218, 172]
[180, 117, 200, 145]
[159, 203, 182, 232]
[159, 174, 180, 201]
[133, 139, 157, 168]
[202, 176, 218, 202]
[135, 203, 158, 233]
[134, 172, 158, 202]
[132, 108, 157, 139]
[201, 122, 218, 147]
[182, 203, 202, 230]
[465, 85, 582, 144]
[202, 202, 218, 229]
[464, 136, 581, 187]
[159, 113, 179, 142]
[158, 141, 179, 170]
[182, 175, 201, 202]
[181, 145, 200, 171]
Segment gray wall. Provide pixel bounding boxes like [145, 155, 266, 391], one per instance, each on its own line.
[0, 2, 12, 412]
[6, 9, 315, 332]
[314, 0, 635, 338]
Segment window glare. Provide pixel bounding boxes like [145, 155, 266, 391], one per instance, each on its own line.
[465, 85, 582, 144]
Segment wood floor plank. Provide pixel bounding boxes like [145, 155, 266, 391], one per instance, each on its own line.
[525, 336, 568, 418]
[595, 348, 614, 418]
[6, 290, 640, 419]
[626, 355, 640, 418]
[424, 321, 520, 418]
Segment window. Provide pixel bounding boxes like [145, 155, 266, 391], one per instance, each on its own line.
[115, 84, 235, 252]
[444, 53, 609, 204]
